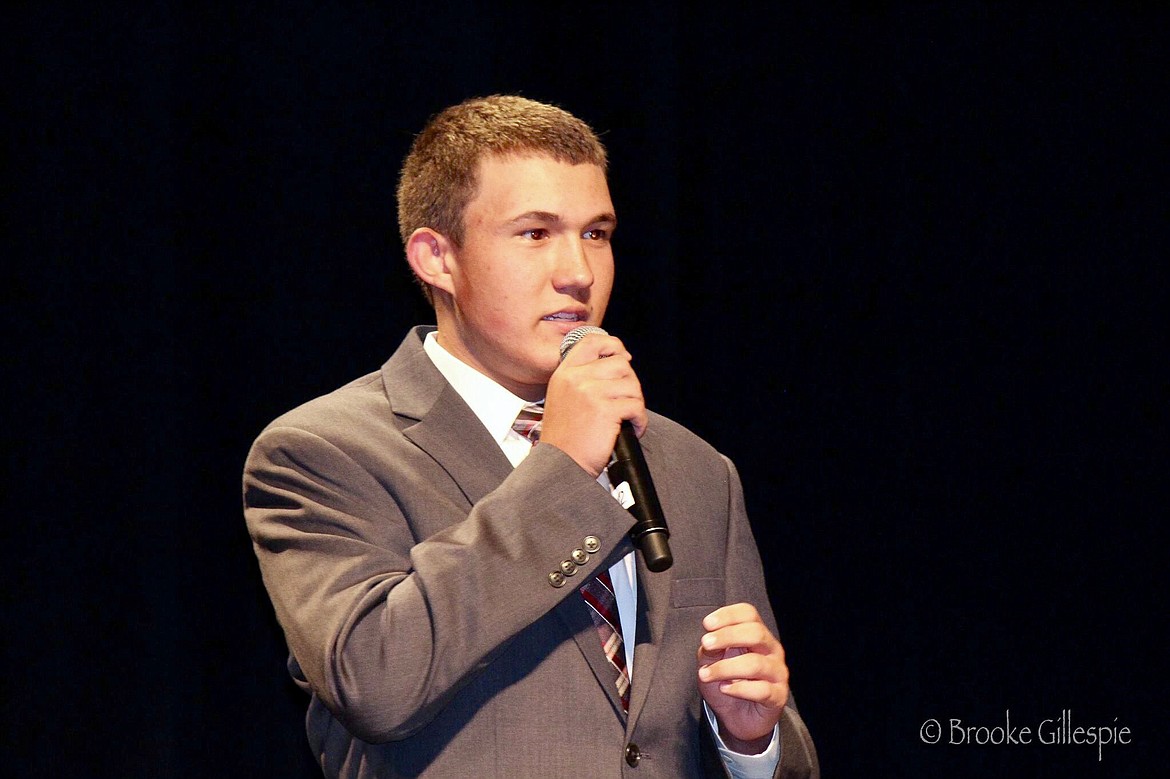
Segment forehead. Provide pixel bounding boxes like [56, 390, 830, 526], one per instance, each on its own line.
[466, 153, 613, 221]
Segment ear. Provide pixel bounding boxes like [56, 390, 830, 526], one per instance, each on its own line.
[405, 228, 456, 297]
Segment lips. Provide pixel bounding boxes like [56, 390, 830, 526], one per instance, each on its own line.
[541, 310, 587, 322]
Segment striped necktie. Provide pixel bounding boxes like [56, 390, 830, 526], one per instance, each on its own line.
[510, 403, 631, 713]
[511, 402, 544, 445]
[579, 570, 631, 713]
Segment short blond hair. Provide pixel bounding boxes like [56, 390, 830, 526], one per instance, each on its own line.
[396, 95, 608, 299]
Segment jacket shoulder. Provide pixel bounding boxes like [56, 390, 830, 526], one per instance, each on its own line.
[644, 409, 726, 466]
[260, 369, 388, 440]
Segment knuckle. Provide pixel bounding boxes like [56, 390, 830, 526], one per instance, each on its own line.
[748, 654, 767, 677]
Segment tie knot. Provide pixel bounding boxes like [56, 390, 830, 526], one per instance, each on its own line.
[512, 402, 544, 445]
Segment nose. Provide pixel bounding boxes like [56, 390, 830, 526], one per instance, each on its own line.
[552, 236, 594, 293]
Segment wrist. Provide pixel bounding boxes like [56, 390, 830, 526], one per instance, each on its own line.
[535, 439, 606, 478]
[719, 729, 772, 756]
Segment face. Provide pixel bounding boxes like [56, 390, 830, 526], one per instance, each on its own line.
[435, 154, 616, 399]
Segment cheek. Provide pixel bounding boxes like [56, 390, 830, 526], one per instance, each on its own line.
[479, 267, 535, 317]
[463, 286, 526, 339]
[593, 257, 616, 301]
[456, 264, 509, 315]
[598, 263, 616, 290]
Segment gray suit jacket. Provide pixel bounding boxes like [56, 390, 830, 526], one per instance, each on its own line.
[244, 326, 819, 778]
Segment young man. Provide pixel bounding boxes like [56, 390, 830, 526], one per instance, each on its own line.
[244, 95, 818, 777]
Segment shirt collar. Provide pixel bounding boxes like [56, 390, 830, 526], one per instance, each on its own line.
[422, 330, 537, 446]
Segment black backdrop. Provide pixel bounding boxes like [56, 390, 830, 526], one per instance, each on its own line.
[5, 4, 1165, 777]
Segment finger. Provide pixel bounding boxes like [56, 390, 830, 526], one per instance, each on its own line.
[573, 357, 637, 385]
[560, 334, 628, 366]
[703, 603, 763, 631]
[700, 622, 779, 656]
[708, 679, 790, 709]
[629, 406, 649, 438]
[585, 370, 645, 431]
[699, 651, 786, 685]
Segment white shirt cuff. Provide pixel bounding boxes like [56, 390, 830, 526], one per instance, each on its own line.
[702, 701, 781, 779]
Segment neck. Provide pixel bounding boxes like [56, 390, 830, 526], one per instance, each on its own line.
[432, 325, 549, 403]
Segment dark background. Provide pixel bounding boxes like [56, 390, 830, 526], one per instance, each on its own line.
[5, 3, 1165, 777]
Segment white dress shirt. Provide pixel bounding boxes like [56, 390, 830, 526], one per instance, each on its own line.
[423, 331, 778, 777]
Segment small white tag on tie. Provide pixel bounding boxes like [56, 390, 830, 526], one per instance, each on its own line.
[611, 480, 636, 509]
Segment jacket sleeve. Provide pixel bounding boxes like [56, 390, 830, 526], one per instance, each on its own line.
[243, 424, 634, 743]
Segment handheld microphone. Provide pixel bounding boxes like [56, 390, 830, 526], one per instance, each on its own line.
[559, 326, 673, 573]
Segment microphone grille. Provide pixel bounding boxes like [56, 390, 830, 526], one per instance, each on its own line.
[559, 325, 608, 360]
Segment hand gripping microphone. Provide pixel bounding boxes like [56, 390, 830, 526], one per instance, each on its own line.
[559, 326, 673, 572]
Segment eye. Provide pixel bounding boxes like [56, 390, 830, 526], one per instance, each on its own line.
[521, 228, 550, 240]
[583, 228, 609, 241]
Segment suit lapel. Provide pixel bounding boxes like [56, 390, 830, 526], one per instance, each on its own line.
[403, 382, 514, 506]
[381, 327, 647, 722]
[383, 327, 514, 507]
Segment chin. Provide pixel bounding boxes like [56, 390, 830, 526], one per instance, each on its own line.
[521, 353, 560, 381]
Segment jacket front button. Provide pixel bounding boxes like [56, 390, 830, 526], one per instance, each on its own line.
[624, 742, 641, 767]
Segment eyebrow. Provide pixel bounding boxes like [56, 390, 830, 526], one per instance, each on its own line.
[507, 210, 617, 227]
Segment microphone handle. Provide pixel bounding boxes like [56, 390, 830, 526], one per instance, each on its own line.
[609, 420, 673, 572]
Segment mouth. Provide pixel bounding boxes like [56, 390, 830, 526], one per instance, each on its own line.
[541, 310, 588, 323]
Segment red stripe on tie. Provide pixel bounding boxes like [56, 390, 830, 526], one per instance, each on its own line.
[580, 570, 631, 712]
